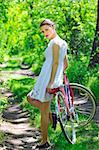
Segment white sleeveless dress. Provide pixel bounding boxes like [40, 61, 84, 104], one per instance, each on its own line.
[27, 34, 68, 102]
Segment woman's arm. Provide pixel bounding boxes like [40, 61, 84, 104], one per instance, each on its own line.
[49, 43, 60, 83]
[64, 55, 68, 71]
[46, 43, 60, 91]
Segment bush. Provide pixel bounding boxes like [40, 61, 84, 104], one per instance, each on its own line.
[86, 67, 99, 101]
[7, 77, 36, 102]
[65, 57, 98, 101]
[0, 98, 8, 113]
[0, 131, 6, 144]
[66, 58, 88, 84]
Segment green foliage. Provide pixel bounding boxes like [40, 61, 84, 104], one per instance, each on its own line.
[86, 66, 99, 100]
[66, 56, 98, 100]
[22, 56, 33, 66]
[88, 77, 99, 101]
[0, 131, 6, 144]
[66, 56, 88, 84]
[0, 0, 97, 64]
[7, 77, 36, 102]
[0, 98, 8, 113]
[48, 122, 99, 150]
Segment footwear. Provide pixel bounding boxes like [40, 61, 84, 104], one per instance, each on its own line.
[36, 141, 50, 149]
[52, 113, 57, 130]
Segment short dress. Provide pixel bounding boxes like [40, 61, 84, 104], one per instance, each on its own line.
[27, 34, 68, 102]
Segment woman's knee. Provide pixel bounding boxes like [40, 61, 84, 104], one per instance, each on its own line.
[27, 95, 42, 109]
[27, 95, 36, 106]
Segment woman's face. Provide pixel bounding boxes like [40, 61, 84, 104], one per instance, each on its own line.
[40, 25, 55, 40]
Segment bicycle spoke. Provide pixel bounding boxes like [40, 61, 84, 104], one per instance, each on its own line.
[70, 83, 96, 128]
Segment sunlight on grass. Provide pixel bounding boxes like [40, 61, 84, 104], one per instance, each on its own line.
[0, 131, 6, 144]
[48, 121, 99, 150]
[7, 77, 36, 102]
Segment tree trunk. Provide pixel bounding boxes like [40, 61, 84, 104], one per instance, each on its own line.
[88, 0, 99, 68]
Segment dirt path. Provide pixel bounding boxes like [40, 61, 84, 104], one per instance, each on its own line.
[0, 103, 42, 150]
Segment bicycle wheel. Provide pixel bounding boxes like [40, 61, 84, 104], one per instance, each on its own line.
[70, 83, 96, 128]
[57, 91, 76, 144]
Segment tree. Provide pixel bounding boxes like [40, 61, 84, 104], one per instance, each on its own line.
[89, 0, 99, 68]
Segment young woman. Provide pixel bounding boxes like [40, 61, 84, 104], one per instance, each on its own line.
[27, 19, 68, 149]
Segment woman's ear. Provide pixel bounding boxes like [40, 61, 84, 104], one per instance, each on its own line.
[51, 25, 55, 30]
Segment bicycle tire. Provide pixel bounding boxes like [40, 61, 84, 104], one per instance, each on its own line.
[70, 83, 96, 128]
[57, 91, 76, 144]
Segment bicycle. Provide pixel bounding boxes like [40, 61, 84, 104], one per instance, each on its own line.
[49, 73, 96, 144]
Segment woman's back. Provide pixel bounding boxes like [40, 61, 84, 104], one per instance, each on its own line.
[45, 34, 68, 89]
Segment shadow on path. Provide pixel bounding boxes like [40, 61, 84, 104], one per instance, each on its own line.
[0, 104, 42, 150]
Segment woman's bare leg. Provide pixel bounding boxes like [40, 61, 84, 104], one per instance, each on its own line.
[27, 95, 42, 109]
[27, 96, 50, 143]
[40, 101, 50, 144]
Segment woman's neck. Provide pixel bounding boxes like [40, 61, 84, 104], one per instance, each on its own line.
[50, 32, 57, 40]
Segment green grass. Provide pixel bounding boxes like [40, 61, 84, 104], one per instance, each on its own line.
[0, 98, 8, 114]
[0, 91, 9, 145]
[6, 77, 36, 102]
[0, 82, 9, 114]
[47, 122, 99, 150]
[0, 59, 21, 71]
[0, 131, 7, 144]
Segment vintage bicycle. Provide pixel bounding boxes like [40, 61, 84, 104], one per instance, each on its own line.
[49, 73, 96, 144]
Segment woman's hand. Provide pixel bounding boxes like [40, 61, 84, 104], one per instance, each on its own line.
[46, 82, 53, 93]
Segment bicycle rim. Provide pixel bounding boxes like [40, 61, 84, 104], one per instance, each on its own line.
[58, 92, 76, 144]
[70, 83, 96, 128]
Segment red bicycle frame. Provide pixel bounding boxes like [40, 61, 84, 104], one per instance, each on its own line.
[49, 73, 74, 113]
